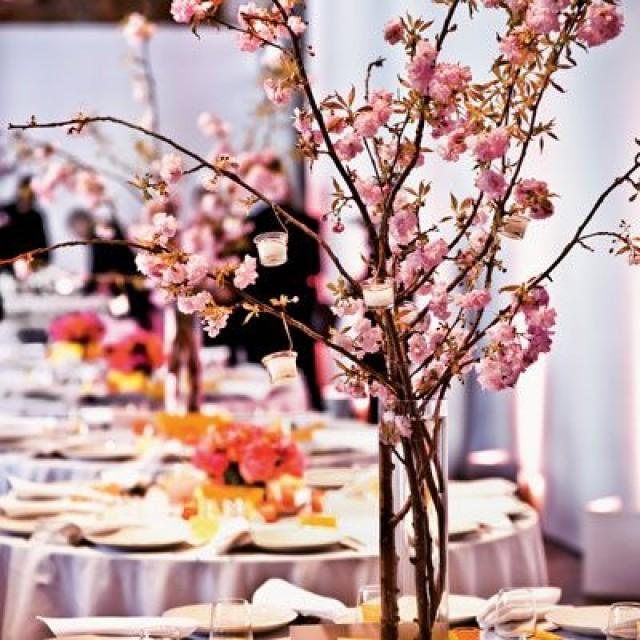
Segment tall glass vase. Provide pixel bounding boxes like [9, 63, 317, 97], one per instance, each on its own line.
[379, 404, 448, 640]
[163, 305, 202, 414]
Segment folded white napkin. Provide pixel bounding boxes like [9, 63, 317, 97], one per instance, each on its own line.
[38, 615, 198, 638]
[8, 476, 110, 502]
[253, 578, 348, 622]
[208, 516, 250, 554]
[477, 587, 562, 628]
[0, 496, 103, 519]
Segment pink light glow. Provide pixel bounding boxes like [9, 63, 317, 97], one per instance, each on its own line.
[628, 269, 640, 509]
[467, 448, 511, 466]
[515, 359, 547, 503]
[587, 495, 623, 513]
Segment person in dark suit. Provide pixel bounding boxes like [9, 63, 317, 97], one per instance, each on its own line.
[67, 209, 152, 329]
[0, 176, 50, 271]
[242, 197, 325, 410]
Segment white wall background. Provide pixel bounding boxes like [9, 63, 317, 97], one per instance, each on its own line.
[307, 0, 640, 549]
[0, 24, 272, 272]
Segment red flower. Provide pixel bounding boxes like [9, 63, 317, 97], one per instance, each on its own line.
[49, 312, 105, 345]
[239, 441, 279, 484]
[193, 447, 230, 482]
[104, 329, 164, 374]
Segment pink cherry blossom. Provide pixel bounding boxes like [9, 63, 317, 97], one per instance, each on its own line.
[185, 254, 209, 285]
[334, 133, 364, 161]
[177, 290, 212, 314]
[149, 212, 178, 246]
[390, 209, 418, 245]
[354, 111, 380, 138]
[263, 77, 293, 106]
[476, 169, 507, 200]
[287, 15, 306, 35]
[408, 333, 431, 365]
[577, 3, 624, 47]
[500, 27, 536, 66]
[428, 62, 471, 104]
[170, 0, 211, 24]
[356, 177, 385, 207]
[244, 164, 289, 203]
[429, 283, 450, 320]
[74, 171, 105, 209]
[353, 317, 383, 355]
[471, 127, 510, 163]
[160, 153, 184, 184]
[514, 178, 554, 219]
[407, 40, 437, 95]
[370, 90, 393, 125]
[526, 2, 561, 34]
[384, 18, 404, 45]
[202, 310, 230, 338]
[456, 288, 492, 310]
[233, 255, 258, 289]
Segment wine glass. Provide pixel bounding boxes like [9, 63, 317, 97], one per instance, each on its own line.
[358, 584, 382, 623]
[606, 602, 640, 640]
[210, 598, 253, 640]
[494, 588, 536, 639]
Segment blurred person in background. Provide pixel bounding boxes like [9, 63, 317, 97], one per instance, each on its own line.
[67, 209, 152, 329]
[0, 175, 50, 273]
[241, 152, 326, 410]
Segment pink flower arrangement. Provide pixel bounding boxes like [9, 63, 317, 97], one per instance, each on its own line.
[104, 329, 165, 375]
[192, 422, 304, 486]
[49, 312, 106, 346]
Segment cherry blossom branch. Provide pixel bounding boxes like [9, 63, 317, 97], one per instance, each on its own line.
[531, 153, 640, 286]
[270, 0, 380, 259]
[7, 115, 359, 291]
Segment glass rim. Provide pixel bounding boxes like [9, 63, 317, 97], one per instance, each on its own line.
[261, 350, 298, 365]
[361, 277, 393, 289]
[254, 231, 288, 244]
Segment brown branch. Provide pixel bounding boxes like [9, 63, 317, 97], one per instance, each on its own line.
[8, 115, 359, 291]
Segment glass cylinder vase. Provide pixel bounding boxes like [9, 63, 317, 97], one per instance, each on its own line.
[163, 305, 202, 414]
[379, 403, 448, 640]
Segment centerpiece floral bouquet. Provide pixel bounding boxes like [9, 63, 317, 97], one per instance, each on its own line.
[193, 421, 304, 486]
[104, 328, 165, 394]
[48, 311, 105, 361]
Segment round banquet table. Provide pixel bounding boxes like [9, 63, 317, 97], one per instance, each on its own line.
[0, 507, 547, 640]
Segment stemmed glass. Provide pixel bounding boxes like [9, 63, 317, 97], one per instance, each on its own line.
[494, 588, 536, 639]
[606, 602, 640, 640]
[357, 584, 382, 623]
[210, 598, 253, 640]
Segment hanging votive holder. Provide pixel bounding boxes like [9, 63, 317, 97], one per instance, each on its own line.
[254, 231, 288, 267]
[362, 277, 395, 310]
[262, 350, 298, 385]
[500, 214, 529, 240]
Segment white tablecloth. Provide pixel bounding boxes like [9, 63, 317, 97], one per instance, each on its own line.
[0, 508, 546, 640]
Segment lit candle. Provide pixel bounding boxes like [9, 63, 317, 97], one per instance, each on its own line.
[500, 214, 529, 240]
[254, 232, 288, 267]
[262, 350, 298, 385]
[362, 278, 394, 310]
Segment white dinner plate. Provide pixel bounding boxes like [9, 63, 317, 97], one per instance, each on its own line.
[304, 467, 355, 489]
[163, 603, 298, 634]
[545, 606, 609, 636]
[61, 442, 138, 462]
[0, 514, 41, 536]
[85, 521, 189, 551]
[251, 525, 343, 552]
[398, 595, 488, 624]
